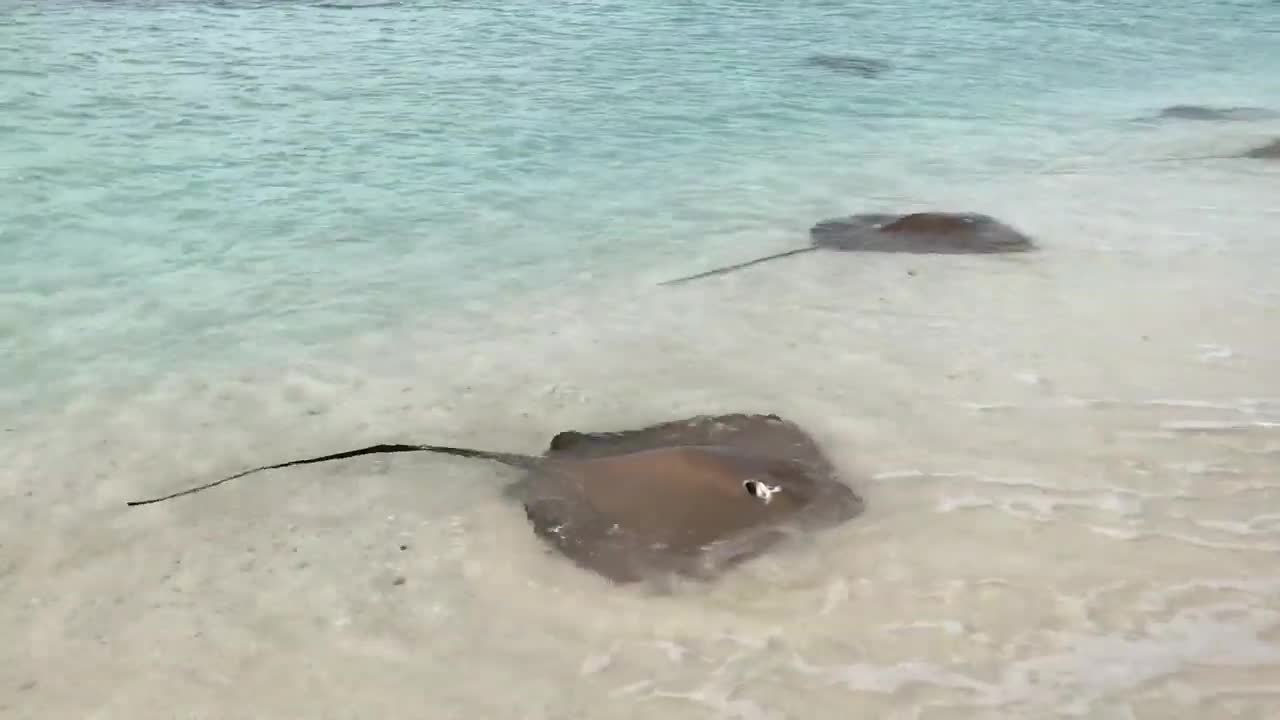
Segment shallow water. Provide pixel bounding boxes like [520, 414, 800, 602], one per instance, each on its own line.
[3, 1, 1280, 718]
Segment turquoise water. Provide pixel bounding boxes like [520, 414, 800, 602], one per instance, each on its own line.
[3, 0, 1278, 411]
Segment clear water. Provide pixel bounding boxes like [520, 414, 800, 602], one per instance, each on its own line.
[3, 1, 1279, 718]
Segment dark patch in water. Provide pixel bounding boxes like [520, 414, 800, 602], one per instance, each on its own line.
[1241, 138, 1280, 159]
[804, 54, 890, 78]
[313, 1, 401, 7]
[1144, 104, 1280, 122]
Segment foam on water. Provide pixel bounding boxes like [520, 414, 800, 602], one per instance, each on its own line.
[3, 0, 1280, 718]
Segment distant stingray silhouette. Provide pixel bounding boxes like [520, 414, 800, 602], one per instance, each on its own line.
[804, 54, 890, 78]
[1040, 137, 1280, 175]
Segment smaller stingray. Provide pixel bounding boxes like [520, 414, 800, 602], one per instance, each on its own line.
[126, 413, 865, 586]
[805, 54, 890, 78]
[1144, 105, 1280, 122]
[660, 211, 1037, 285]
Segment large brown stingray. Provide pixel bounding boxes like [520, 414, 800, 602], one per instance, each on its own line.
[126, 413, 865, 585]
[660, 211, 1036, 285]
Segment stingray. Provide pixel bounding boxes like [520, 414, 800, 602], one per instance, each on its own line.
[126, 413, 865, 585]
[804, 54, 890, 78]
[660, 211, 1037, 285]
[1141, 105, 1280, 122]
[1155, 138, 1280, 162]
[1241, 138, 1280, 159]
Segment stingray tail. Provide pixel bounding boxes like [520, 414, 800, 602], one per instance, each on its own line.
[658, 246, 818, 286]
[125, 442, 540, 507]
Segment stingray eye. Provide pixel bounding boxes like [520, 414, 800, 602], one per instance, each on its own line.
[743, 479, 781, 504]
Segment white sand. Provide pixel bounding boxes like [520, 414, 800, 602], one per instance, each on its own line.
[4, 150, 1280, 718]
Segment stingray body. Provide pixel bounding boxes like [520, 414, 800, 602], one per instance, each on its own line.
[812, 212, 1035, 254]
[660, 211, 1036, 285]
[127, 413, 865, 585]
